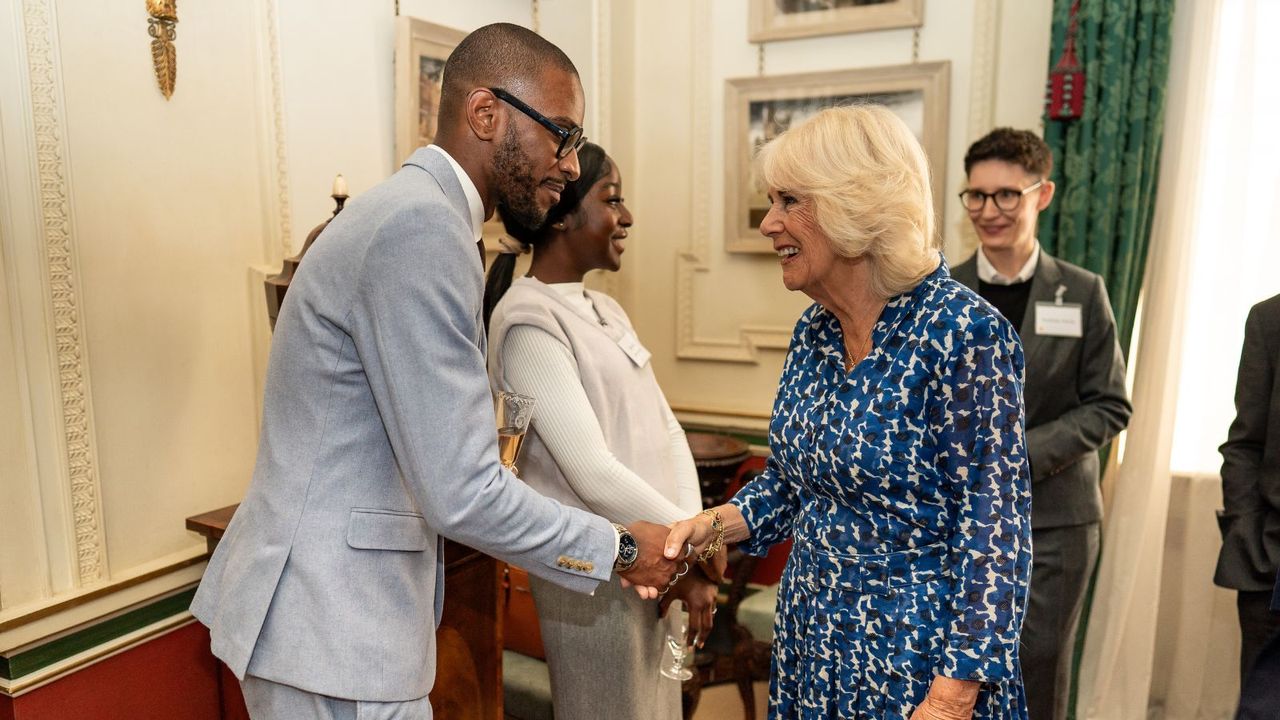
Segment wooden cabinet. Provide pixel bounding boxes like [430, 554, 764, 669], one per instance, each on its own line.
[432, 540, 504, 720]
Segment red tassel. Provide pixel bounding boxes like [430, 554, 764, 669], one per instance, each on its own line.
[1046, 1, 1085, 120]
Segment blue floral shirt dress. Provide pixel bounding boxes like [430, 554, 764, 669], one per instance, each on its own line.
[730, 262, 1032, 719]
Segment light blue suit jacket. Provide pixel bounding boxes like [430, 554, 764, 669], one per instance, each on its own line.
[191, 148, 615, 702]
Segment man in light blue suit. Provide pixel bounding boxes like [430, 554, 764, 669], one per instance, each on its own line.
[192, 24, 678, 719]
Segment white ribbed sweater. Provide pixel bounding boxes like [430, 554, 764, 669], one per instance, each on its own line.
[491, 280, 702, 524]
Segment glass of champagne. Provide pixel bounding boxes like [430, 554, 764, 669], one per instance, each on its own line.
[659, 601, 695, 681]
[496, 390, 535, 475]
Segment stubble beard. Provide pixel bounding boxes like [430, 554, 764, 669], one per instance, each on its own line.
[493, 124, 547, 230]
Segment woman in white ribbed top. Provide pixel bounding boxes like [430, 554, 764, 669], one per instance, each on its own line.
[484, 142, 720, 719]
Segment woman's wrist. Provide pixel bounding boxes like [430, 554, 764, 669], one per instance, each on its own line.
[695, 508, 725, 561]
[926, 675, 979, 709]
[715, 503, 749, 544]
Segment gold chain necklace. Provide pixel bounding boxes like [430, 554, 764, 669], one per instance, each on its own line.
[843, 302, 886, 370]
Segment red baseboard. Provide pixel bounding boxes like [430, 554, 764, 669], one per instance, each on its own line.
[5, 622, 224, 720]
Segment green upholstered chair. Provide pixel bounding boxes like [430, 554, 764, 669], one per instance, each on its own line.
[502, 650, 554, 720]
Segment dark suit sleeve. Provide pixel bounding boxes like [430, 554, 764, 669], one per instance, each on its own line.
[1025, 275, 1133, 478]
[1220, 304, 1276, 516]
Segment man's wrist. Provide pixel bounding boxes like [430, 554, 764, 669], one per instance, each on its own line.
[611, 523, 638, 572]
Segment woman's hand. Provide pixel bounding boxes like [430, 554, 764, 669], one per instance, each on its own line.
[908, 676, 979, 720]
[658, 568, 719, 648]
[665, 512, 717, 560]
[665, 503, 747, 560]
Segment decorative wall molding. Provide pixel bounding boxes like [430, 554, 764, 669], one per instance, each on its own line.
[592, 0, 610, 151]
[671, 404, 771, 439]
[21, 0, 106, 586]
[673, 1, 799, 364]
[263, 0, 293, 256]
[591, 0, 620, 301]
[967, 0, 1001, 145]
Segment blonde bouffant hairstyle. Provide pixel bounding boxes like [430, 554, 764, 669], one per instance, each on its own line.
[757, 104, 940, 299]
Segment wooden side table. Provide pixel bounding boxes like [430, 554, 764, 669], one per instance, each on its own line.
[686, 432, 751, 508]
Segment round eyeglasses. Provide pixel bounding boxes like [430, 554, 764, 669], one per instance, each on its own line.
[489, 87, 586, 160]
[958, 179, 1044, 213]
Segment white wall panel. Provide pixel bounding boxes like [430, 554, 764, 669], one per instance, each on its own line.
[277, 0, 534, 255]
[51, 0, 272, 572]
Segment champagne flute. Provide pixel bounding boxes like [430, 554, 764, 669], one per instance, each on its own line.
[496, 390, 535, 475]
[659, 601, 695, 681]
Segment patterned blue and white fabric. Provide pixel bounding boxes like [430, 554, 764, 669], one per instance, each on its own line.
[730, 261, 1032, 719]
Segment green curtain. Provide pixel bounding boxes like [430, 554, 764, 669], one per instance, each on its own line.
[1038, 2, 1176, 719]
[1040, 0, 1176, 356]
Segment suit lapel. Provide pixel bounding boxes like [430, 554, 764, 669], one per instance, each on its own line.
[1021, 252, 1065, 371]
[952, 255, 979, 289]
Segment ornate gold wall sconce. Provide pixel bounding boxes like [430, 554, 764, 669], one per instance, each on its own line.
[146, 0, 178, 99]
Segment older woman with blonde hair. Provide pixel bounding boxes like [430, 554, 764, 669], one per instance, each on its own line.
[667, 104, 1033, 719]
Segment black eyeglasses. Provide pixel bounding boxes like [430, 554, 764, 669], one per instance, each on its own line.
[489, 87, 585, 160]
[959, 179, 1044, 213]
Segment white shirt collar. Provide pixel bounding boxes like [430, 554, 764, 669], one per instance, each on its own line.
[426, 145, 485, 242]
[977, 242, 1040, 285]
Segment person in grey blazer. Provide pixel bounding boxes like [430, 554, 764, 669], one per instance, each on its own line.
[1215, 292, 1280, 685]
[191, 24, 678, 719]
[952, 128, 1132, 720]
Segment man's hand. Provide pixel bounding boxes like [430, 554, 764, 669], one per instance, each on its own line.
[658, 567, 719, 648]
[699, 545, 728, 584]
[618, 521, 679, 599]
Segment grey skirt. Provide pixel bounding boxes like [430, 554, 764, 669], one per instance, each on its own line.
[529, 573, 682, 720]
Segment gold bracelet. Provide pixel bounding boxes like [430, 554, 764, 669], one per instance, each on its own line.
[696, 508, 724, 563]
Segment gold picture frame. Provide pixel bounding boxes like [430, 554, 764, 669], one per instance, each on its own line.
[394, 16, 466, 165]
[748, 0, 924, 42]
[723, 62, 950, 253]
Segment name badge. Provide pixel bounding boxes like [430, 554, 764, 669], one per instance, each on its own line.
[616, 331, 651, 367]
[1035, 302, 1083, 337]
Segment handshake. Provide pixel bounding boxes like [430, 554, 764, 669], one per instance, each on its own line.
[614, 508, 728, 600]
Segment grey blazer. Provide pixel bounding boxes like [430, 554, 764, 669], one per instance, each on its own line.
[953, 252, 1132, 529]
[1215, 293, 1280, 592]
[191, 148, 616, 702]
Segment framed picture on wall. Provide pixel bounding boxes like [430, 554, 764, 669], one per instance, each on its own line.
[748, 0, 924, 42]
[395, 16, 510, 251]
[724, 62, 950, 253]
[394, 16, 466, 165]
